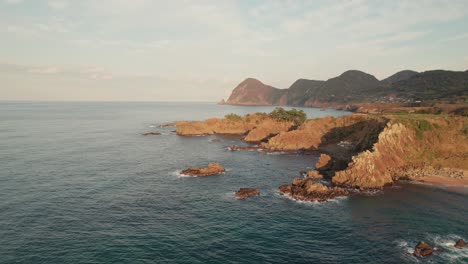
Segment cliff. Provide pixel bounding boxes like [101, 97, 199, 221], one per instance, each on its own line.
[225, 78, 286, 105]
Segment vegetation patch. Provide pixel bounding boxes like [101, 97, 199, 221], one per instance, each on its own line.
[268, 107, 307, 126]
[224, 113, 242, 122]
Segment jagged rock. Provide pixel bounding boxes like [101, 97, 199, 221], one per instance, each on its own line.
[235, 188, 260, 199]
[143, 132, 161, 136]
[316, 154, 332, 170]
[279, 178, 348, 202]
[307, 170, 324, 179]
[244, 119, 293, 142]
[413, 241, 434, 257]
[455, 239, 467, 248]
[181, 163, 225, 177]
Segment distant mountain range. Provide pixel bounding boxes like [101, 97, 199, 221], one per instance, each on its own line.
[223, 70, 468, 107]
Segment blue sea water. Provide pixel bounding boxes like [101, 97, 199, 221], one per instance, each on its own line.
[0, 101, 467, 264]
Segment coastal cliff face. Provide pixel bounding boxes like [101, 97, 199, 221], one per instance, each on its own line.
[261, 115, 384, 151]
[225, 78, 285, 105]
[332, 115, 468, 189]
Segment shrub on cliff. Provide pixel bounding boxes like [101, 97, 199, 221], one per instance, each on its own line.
[224, 113, 243, 122]
[269, 107, 307, 126]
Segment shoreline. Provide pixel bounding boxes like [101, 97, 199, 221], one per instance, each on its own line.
[412, 176, 468, 187]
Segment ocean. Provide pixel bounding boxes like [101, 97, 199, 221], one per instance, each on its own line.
[0, 101, 466, 264]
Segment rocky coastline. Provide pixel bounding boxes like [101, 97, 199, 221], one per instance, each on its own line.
[171, 109, 467, 201]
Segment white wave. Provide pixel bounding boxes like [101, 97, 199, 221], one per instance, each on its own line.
[274, 189, 348, 206]
[170, 170, 191, 178]
[149, 125, 156, 128]
[394, 235, 468, 263]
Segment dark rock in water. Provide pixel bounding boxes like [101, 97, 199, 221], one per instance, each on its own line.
[279, 178, 348, 202]
[181, 162, 225, 177]
[299, 171, 307, 177]
[228, 145, 261, 151]
[143, 132, 162, 136]
[455, 239, 467, 248]
[210, 139, 221, 142]
[413, 241, 434, 257]
[235, 188, 260, 199]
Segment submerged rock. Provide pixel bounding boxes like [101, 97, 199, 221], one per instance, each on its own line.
[413, 241, 434, 257]
[143, 132, 162, 136]
[181, 163, 225, 177]
[455, 239, 467, 248]
[279, 178, 348, 202]
[235, 188, 260, 199]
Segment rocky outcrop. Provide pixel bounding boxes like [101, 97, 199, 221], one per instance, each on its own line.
[176, 118, 255, 136]
[244, 119, 293, 142]
[143, 132, 161, 136]
[315, 154, 332, 170]
[279, 178, 348, 202]
[181, 163, 225, 177]
[262, 115, 372, 151]
[235, 188, 260, 199]
[455, 239, 467, 248]
[413, 241, 435, 257]
[176, 112, 468, 190]
[177, 113, 293, 142]
[306, 170, 324, 179]
[333, 116, 468, 189]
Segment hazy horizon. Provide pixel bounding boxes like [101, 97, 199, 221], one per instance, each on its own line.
[2, 0, 468, 101]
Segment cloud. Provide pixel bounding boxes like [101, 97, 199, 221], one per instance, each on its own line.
[28, 66, 62, 74]
[5, 0, 23, 4]
[47, 0, 68, 10]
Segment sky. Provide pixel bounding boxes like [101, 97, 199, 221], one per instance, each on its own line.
[1, 0, 468, 101]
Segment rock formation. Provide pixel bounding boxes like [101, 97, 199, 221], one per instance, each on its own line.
[176, 113, 293, 142]
[143, 132, 161, 136]
[306, 170, 324, 179]
[243, 119, 293, 142]
[315, 154, 332, 170]
[413, 241, 435, 257]
[455, 239, 467, 248]
[235, 188, 261, 199]
[279, 178, 348, 202]
[181, 163, 225, 177]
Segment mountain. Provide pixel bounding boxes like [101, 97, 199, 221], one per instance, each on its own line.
[382, 70, 419, 84]
[226, 78, 285, 105]
[304, 70, 386, 105]
[389, 70, 468, 100]
[224, 69, 468, 107]
[278, 79, 324, 106]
